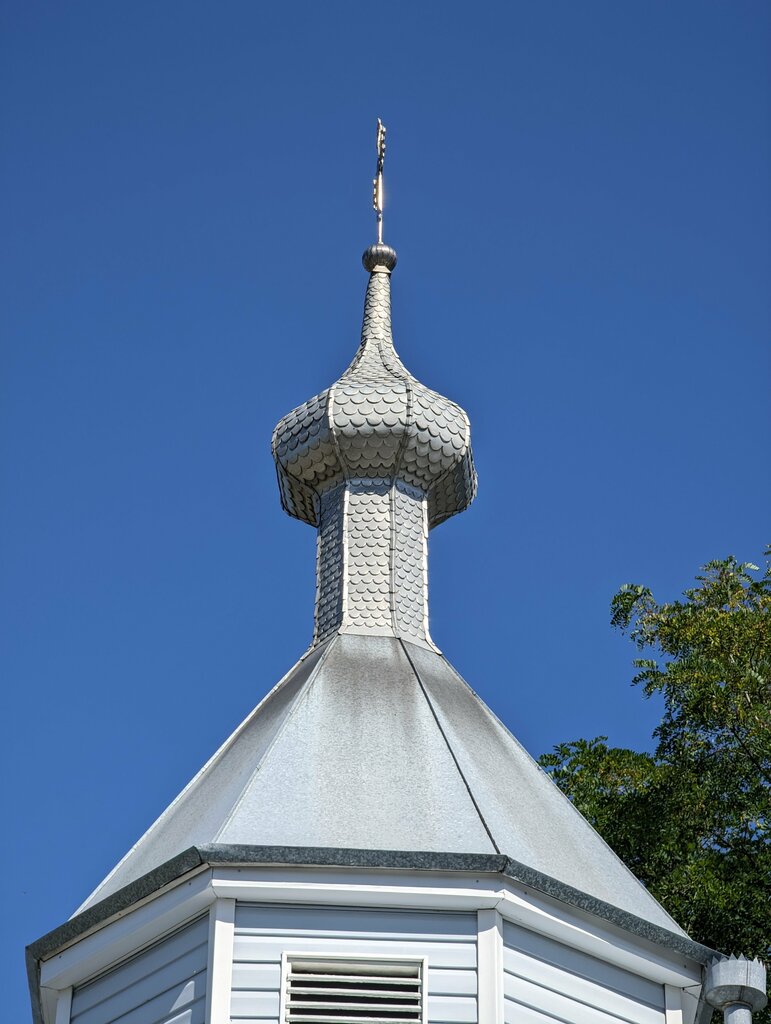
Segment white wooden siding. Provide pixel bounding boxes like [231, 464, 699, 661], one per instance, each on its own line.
[503, 920, 665, 1024]
[231, 904, 477, 1024]
[70, 916, 208, 1024]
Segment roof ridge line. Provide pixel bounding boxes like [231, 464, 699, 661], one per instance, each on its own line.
[212, 638, 337, 842]
[434, 651, 686, 933]
[73, 642, 333, 914]
[398, 638, 501, 855]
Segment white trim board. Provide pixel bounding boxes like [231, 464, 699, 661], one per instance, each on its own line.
[477, 909, 504, 1024]
[205, 898, 236, 1024]
[53, 987, 72, 1024]
[211, 866, 702, 987]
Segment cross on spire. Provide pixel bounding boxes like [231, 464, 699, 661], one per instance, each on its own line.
[373, 118, 386, 244]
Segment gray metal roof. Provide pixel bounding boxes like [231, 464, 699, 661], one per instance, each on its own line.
[79, 632, 685, 935]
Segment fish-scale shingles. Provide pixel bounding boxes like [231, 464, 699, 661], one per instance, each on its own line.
[272, 390, 342, 526]
[332, 378, 409, 479]
[314, 486, 345, 644]
[428, 430, 477, 529]
[273, 268, 476, 525]
[392, 485, 429, 642]
[400, 385, 470, 496]
[313, 481, 430, 645]
[344, 484, 393, 632]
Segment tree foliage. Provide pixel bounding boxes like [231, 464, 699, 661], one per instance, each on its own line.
[540, 552, 771, 986]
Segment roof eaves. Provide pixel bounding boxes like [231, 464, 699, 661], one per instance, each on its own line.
[26, 846, 207, 1024]
[27, 843, 715, 1024]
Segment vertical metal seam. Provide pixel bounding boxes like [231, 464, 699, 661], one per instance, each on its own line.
[389, 373, 414, 636]
[398, 638, 501, 854]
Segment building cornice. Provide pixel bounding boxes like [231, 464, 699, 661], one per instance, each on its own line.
[28, 844, 717, 968]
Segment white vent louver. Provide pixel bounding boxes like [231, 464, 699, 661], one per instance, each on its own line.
[284, 957, 424, 1023]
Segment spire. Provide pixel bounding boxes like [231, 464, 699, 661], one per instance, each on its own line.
[362, 117, 397, 285]
[272, 122, 476, 649]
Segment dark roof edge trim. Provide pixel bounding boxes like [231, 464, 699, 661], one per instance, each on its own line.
[498, 853, 714, 963]
[26, 846, 206, 1024]
[28, 844, 716, 969]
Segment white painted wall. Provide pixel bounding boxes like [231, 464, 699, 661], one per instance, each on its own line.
[69, 915, 208, 1024]
[503, 919, 666, 1024]
[231, 903, 478, 1023]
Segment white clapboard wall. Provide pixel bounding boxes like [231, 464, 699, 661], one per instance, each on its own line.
[503, 920, 666, 1024]
[70, 915, 208, 1024]
[231, 904, 478, 1024]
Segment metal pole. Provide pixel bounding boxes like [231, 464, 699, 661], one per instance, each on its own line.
[724, 1005, 754, 1024]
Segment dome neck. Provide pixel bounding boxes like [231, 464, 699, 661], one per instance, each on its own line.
[347, 269, 396, 373]
[313, 480, 436, 651]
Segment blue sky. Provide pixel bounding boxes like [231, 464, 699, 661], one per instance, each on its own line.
[2, 2, 769, 1017]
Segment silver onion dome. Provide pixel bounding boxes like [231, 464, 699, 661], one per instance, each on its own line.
[273, 246, 476, 530]
[272, 245, 476, 649]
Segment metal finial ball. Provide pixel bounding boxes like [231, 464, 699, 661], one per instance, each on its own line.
[362, 244, 398, 273]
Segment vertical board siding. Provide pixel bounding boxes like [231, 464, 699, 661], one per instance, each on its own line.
[71, 916, 208, 1024]
[231, 904, 477, 1024]
[502, 921, 665, 1024]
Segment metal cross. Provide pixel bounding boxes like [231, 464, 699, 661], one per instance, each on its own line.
[372, 118, 386, 244]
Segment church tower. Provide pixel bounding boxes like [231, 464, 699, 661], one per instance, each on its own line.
[28, 124, 765, 1024]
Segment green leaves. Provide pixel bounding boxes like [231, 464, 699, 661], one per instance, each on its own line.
[540, 549, 771, 1011]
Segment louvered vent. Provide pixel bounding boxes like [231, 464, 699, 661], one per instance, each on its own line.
[284, 957, 424, 1023]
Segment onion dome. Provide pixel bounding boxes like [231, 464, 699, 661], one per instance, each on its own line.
[271, 243, 476, 650]
[272, 246, 477, 531]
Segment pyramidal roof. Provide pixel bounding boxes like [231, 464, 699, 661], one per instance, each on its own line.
[82, 633, 682, 933]
[78, 129, 684, 937]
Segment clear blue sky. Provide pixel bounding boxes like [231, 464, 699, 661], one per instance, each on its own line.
[2, 2, 769, 1017]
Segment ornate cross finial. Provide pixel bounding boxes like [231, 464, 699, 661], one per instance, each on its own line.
[372, 118, 386, 244]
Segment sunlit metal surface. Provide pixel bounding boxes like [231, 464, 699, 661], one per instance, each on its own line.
[77, 633, 685, 934]
[272, 251, 475, 649]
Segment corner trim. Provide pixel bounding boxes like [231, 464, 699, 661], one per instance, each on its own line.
[205, 899, 235, 1024]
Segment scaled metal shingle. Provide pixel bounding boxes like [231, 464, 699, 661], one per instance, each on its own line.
[272, 247, 476, 649]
